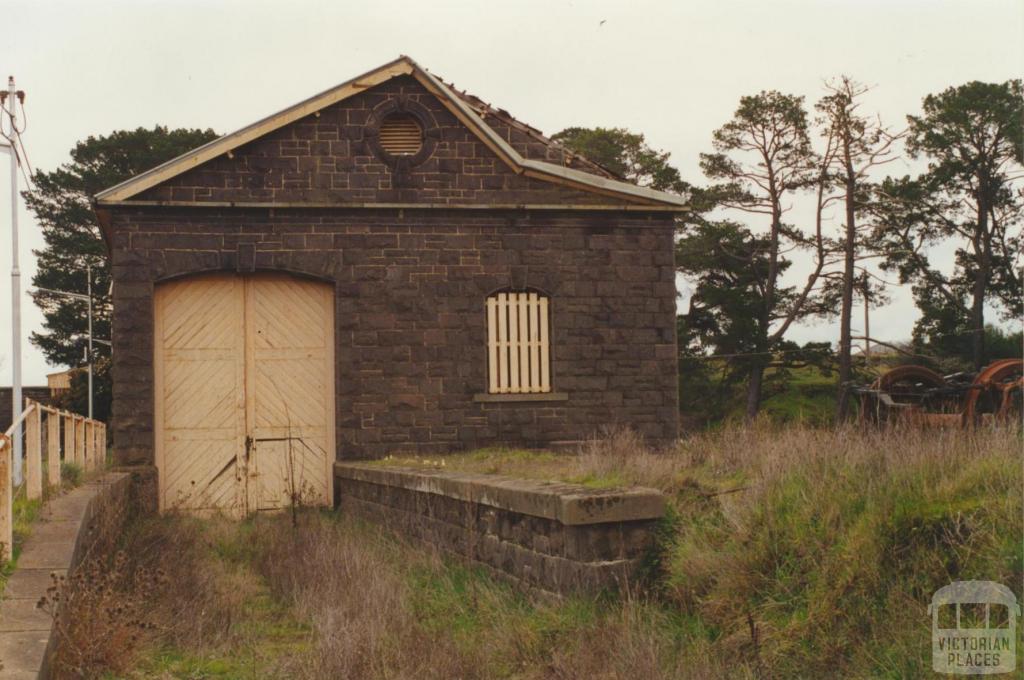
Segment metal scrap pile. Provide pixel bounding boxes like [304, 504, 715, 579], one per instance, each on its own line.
[855, 359, 1023, 427]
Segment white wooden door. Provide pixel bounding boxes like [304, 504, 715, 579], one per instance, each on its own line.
[245, 276, 335, 511]
[154, 273, 335, 515]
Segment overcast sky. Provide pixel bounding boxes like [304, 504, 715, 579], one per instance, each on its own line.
[1, 0, 1022, 384]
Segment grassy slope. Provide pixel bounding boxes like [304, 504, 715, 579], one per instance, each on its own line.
[699, 360, 898, 426]
[74, 425, 1021, 680]
[758, 366, 837, 424]
[375, 425, 1023, 678]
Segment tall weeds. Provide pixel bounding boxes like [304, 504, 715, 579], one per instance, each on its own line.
[253, 514, 482, 679]
[47, 424, 1021, 679]
[571, 423, 1021, 678]
[45, 516, 263, 678]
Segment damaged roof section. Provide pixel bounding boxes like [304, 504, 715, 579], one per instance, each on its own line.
[441, 80, 622, 181]
[95, 56, 688, 209]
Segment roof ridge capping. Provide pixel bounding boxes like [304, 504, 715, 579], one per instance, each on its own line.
[95, 55, 688, 209]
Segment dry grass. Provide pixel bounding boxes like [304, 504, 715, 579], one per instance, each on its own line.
[375, 422, 1022, 678]
[43, 515, 261, 679]
[48, 423, 1022, 679]
[40, 552, 164, 677]
[629, 424, 1020, 678]
[252, 510, 740, 680]
[65, 510, 725, 679]
[253, 513, 479, 679]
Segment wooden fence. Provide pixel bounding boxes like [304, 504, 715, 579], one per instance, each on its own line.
[0, 399, 106, 561]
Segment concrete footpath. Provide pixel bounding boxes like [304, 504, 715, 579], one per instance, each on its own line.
[0, 475, 129, 679]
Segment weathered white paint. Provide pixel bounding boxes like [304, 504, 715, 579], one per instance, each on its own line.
[154, 273, 334, 515]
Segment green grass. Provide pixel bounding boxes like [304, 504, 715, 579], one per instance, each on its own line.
[68, 426, 1024, 679]
[126, 591, 312, 680]
[373, 445, 616, 484]
[759, 365, 837, 423]
[400, 537, 709, 677]
[12, 493, 42, 552]
[379, 426, 1022, 677]
[0, 492, 43, 594]
[658, 427, 1022, 678]
[123, 650, 261, 679]
[713, 363, 840, 424]
[115, 517, 329, 677]
[375, 445, 637, 489]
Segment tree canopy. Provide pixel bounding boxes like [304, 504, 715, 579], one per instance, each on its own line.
[551, 126, 689, 194]
[26, 126, 218, 417]
[697, 90, 836, 418]
[873, 79, 1023, 368]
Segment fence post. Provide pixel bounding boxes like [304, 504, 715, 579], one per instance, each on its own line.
[47, 410, 60, 487]
[75, 417, 85, 469]
[64, 414, 74, 470]
[86, 419, 95, 473]
[97, 422, 106, 468]
[90, 421, 99, 470]
[0, 439, 11, 562]
[26, 404, 42, 501]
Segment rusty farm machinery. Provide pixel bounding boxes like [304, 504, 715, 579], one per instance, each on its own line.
[855, 358, 1023, 427]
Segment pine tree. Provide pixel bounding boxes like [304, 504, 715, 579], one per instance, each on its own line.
[26, 126, 218, 417]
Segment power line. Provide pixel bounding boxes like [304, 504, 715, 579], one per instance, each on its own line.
[14, 131, 33, 179]
[0, 126, 33, 192]
[8, 139, 33, 191]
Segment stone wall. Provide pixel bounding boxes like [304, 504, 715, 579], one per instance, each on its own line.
[108, 209, 679, 464]
[334, 463, 664, 595]
[104, 70, 681, 467]
[134, 75, 625, 208]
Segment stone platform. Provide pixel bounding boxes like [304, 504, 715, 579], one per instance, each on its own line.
[335, 463, 665, 595]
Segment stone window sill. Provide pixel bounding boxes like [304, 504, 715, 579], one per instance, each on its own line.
[473, 392, 569, 403]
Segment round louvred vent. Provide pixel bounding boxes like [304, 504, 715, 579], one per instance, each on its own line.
[378, 113, 423, 156]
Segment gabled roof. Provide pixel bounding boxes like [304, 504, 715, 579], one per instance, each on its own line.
[94, 56, 687, 209]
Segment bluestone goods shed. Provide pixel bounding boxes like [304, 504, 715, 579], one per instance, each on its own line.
[93, 57, 685, 514]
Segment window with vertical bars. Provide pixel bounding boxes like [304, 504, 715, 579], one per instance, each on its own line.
[486, 291, 551, 394]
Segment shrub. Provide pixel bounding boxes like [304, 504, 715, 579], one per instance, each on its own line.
[42, 514, 257, 678]
[39, 552, 163, 678]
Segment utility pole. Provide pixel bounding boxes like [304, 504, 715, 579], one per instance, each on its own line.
[86, 263, 93, 419]
[2, 76, 24, 485]
[33, 283, 106, 418]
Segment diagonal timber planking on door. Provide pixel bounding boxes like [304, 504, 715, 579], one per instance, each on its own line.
[155, 275, 245, 514]
[247, 276, 334, 511]
[154, 273, 334, 516]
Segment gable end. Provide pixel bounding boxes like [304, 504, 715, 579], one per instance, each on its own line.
[95, 57, 687, 210]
